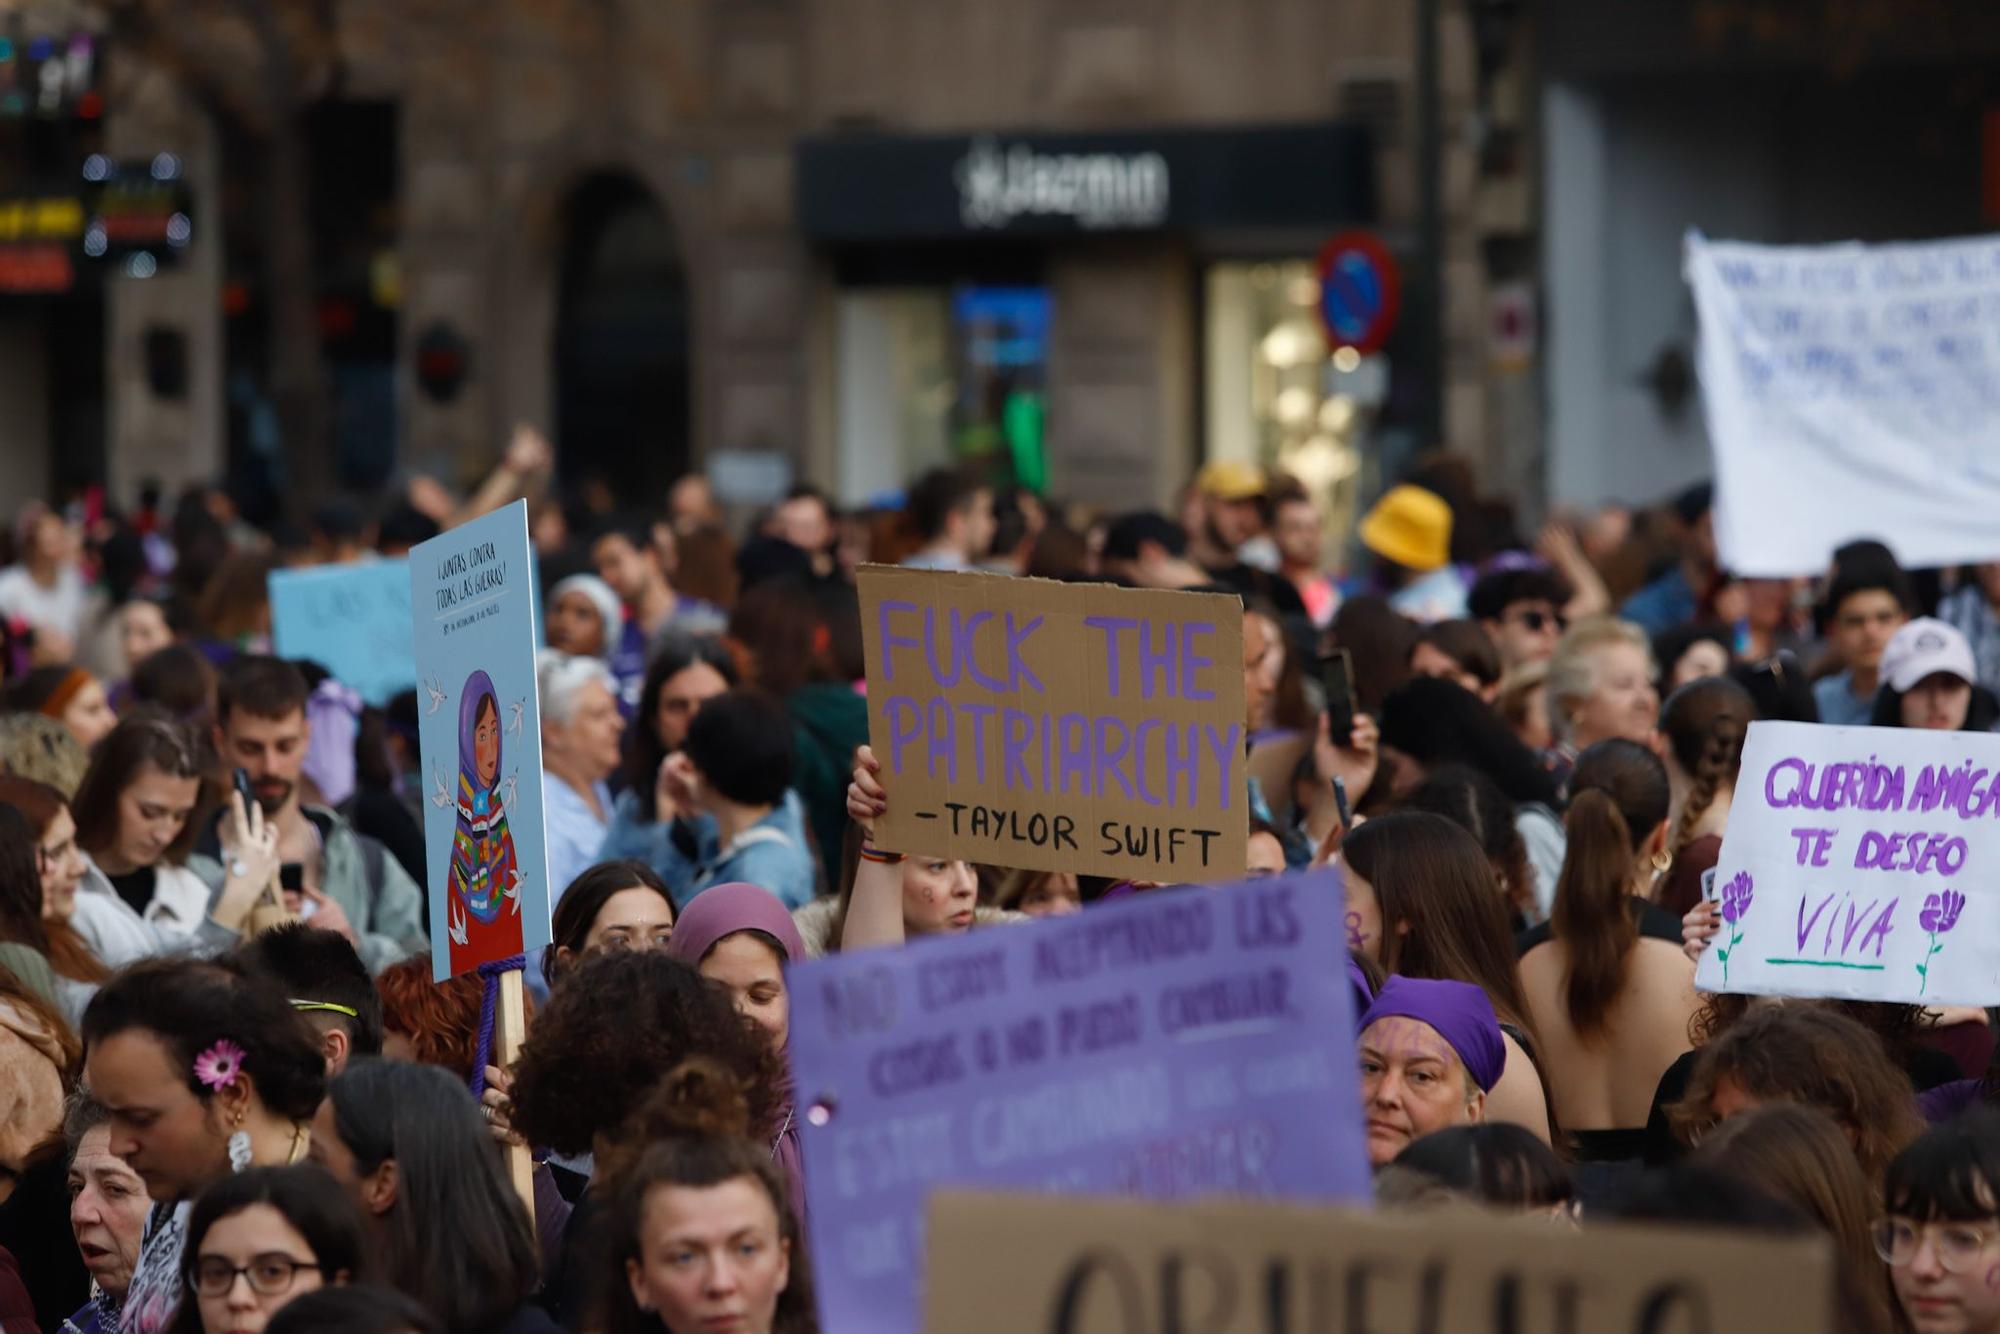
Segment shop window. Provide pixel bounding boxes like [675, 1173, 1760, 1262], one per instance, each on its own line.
[835, 283, 1051, 504]
[1204, 260, 1386, 551]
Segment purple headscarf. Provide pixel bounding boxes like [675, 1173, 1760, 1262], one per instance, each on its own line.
[458, 669, 499, 792]
[664, 881, 809, 1231]
[666, 882, 807, 968]
[1358, 976, 1506, 1093]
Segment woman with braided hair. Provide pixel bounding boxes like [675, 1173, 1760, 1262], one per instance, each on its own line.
[1652, 676, 1752, 918]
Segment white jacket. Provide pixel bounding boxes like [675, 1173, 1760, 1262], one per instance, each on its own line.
[71, 854, 234, 970]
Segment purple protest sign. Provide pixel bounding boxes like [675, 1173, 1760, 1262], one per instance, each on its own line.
[786, 869, 1369, 1334]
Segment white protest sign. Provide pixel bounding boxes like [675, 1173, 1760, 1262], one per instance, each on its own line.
[1696, 721, 2000, 1004]
[1686, 230, 2000, 577]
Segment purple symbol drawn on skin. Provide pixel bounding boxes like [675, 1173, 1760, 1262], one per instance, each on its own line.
[1344, 911, 1365, 953]
[1715, 872, 1754, 987]
[1916, 889, 1965, 997]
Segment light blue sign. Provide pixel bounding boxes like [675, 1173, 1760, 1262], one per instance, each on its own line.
[409, 502, 553, 981]
[268, 559, 415, 707]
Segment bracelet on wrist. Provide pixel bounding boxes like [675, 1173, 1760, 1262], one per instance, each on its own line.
[858, 844, 904, 865]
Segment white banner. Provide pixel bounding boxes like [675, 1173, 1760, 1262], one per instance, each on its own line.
[1686, 230, 2000, 577]
[1696, 721, 2000, 1005]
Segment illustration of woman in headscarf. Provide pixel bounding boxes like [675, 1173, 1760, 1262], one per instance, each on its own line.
[447, 669, 521, 975]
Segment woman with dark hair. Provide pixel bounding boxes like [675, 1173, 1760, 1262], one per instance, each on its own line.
[1695, 1104, 1896, 1333]
[309, 1059, 553, 1333]
[81, 959, 327, 1333]
[1653, 676, 1753, 917]
[1652, 622, 1734, 692]
[1330, 596, 1418, 715]
[541, 860, 677, 991]
[1877, 1112, 2000, 1334]
[665, 883, 810, 1227]
[263, 1284, 440, 1334]
[1668, 1004, 1923, 1186]
[594, 1059, 817, 1334]
[727, 581, 870, 889]
[1245, 606, 1313, 736]
[600, 637, 739, 870]
[1340, 811, 1552, 1144]
[1375, 676, 1566, 915]
[69, 714, 276, 967]
[1389, 1123, 1573, 1215]
[1401, 766, 1535, 929]
[504, 950, 786, 1328]
[1518, 740, 1696, 1162]
[1868, 617, 2000, 733]
[0, 789, 106, 1024]
[128, 645, 218, 728]
[1408, 619, 1503, 703]
[165, 1165, 368, 1334]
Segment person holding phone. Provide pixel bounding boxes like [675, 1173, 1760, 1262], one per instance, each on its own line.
[70, 715, 280, 969]
[1294, 637, 1378, 863]
[187, 659, 427, 975]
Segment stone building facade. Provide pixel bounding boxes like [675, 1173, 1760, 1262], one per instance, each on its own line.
[79, 0, 1535, 517]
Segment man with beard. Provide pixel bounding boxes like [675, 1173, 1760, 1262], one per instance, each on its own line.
[189, 656, 428, 972]
[1185, 462, 1308, 619]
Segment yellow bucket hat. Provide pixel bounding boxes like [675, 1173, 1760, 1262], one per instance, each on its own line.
[1359, 484, 1453, 572]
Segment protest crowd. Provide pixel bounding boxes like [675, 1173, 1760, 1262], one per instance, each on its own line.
[0, 428, 1998, 1334]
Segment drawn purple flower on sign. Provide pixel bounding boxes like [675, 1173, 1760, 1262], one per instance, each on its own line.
[1917, 889, 1967, 998]
[1713, 872, 1753, 988]
[1920, 890, 1965, 936]
[1719, 872, 1754, 925]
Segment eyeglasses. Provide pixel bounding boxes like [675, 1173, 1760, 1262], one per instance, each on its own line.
[1508, 609, 1566, 634]
[1871, 1217, 1999, 1272]
[192, 1254, 321, 1297]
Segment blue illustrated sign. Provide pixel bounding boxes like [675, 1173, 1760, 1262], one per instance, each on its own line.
[268, 560, 415, 707]
[409, 502, 554, 981]
[1315, 229, 1401, 354]
[786, 870, 1370, 1334]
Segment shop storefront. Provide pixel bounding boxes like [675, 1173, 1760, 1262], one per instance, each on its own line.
[795, 123, 1378, 507]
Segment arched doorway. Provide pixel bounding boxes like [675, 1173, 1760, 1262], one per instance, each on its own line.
[554, 173, 689, 502]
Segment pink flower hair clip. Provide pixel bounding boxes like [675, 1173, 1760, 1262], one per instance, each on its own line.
[193, 1039, 247, 1091]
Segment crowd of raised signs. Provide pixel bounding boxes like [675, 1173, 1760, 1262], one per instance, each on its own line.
[0, 431, 1997, 1334]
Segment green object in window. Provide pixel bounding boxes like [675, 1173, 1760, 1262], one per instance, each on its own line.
[1003, 390, 1047, 494]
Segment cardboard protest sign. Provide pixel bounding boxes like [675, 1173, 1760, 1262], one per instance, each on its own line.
[1696, 720, 2000, 1004]
[268, 558, 415, 706]
[787, 870, 1368, 1334]
[1687, 230, 2000, 576]
[409, 502, 553, 981]
[925, 1192, 1833, 1334]
[858, 566, 1247, 881]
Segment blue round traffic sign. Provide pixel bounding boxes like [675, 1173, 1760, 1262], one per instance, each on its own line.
[1315, 231, 1400, 355]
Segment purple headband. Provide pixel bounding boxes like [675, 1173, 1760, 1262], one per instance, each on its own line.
[1358, 975, 1506, 1093]
[666, 882, 806, 969]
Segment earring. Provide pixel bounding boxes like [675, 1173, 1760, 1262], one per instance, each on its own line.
[227, 1107, 251, 1173]
[1651, 849, 1673, 873]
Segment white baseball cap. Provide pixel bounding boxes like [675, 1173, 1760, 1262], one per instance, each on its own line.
[1880, 616, 1977, 694]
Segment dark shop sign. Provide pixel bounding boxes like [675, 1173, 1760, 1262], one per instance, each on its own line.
[796, 123, 1374, 242]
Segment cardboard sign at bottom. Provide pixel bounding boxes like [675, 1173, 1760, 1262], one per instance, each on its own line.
[925, 1192, 1833, 1334]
